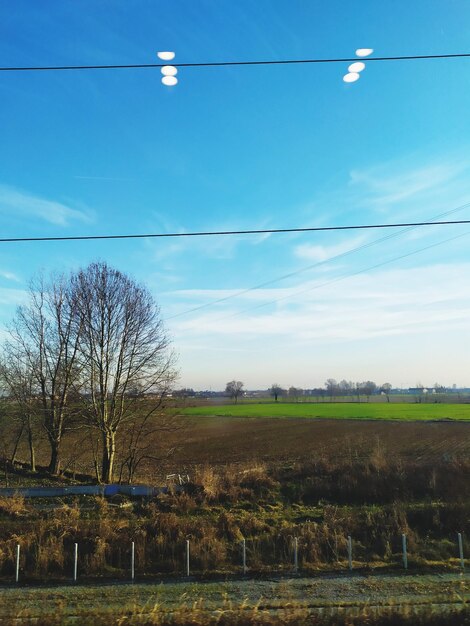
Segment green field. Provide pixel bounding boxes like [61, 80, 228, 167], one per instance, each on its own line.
[182, 402, 470, 421]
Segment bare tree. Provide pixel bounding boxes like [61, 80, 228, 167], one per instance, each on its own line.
[380, 382, 393, 403]
[3, 275, 81, 474]
[225, 380, 244, 404]
[0, 355, 40, 471]
[72, 262, 176, 483]
[338, 380, 354, 398]
[356, 381, 377, 402]
[288, 386, 302, 402]
[414, 382, 425, 404]
[325, 378, 338, 402]
[269, 383, 284, 402]
[117, 399, 184, 484]
[0, 396, 23, 470]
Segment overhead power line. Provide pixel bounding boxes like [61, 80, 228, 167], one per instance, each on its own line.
[165, 201, 470, 320]
[203, 230, 470, 325]
[2, 52, 470, 73]
[1, 218, 470, 244]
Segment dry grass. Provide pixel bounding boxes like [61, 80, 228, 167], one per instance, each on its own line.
[0, 456, 468, 580]
[0, 493, 29, 517]
[0, 602, 469, 625]
[1, 416, 469, 582]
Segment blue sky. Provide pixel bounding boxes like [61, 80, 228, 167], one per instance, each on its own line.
[1, 1, 470, 389]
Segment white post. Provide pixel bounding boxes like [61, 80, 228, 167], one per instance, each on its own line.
[347, 535, 353, 571]
[293, 537, 298, 573]
[73, 543, 78, 582]
[186, 539, 190, 577]
[458, 533, 465, 571]
[402, 534, 408, 570]
[131, 541, 135, 581]
[15, 544, 20, 583]
[241, 539, 247, 575]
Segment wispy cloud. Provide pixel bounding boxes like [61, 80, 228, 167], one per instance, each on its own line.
[168, 262, 470, 343]
[294, 235, 367, 262]
[144, 213, 275, 263]
[0, 184, 93, 226]
[0, 270, 20, 282]
[74, 175, 134, 182]
[349, 156, 470, 215]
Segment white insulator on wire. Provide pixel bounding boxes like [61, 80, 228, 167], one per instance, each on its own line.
[157, 51, 175, 61]
[162, 75, 178, 86]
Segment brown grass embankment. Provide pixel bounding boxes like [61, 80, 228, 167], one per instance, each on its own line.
[0, 457, 468, 580]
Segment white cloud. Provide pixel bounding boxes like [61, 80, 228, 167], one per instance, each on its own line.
[294, 235, 366, 262]
[0, 184, 92, 226]
[348, 157, 470, 215]
[168, 263, 470, 345]
[144, 212, 275, 263]
[0, 270, 20, 282]
[170, 152, 470, 388]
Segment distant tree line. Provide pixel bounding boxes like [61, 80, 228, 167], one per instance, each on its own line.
[175, 380, 455, 404]
[191, 379, 411, 404]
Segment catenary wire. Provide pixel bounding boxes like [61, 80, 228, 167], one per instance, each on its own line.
[2, 52, 470, 72]
[1, 219, 470, 244]
[165, 201, 470, 320]
[186, 230, 470, 325]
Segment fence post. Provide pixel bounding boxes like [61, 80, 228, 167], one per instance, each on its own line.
[347, 535, 353, 571]
[73, 543, 78, 582]
[131, 541, 135, 581]
[15, 544, 20, 583]
[186, 539, 190, 577]
[241, 539, 247, 575]
[293, 537, 298, 573]
[402, 534, 408, 570]
[458, 533, 465, 571]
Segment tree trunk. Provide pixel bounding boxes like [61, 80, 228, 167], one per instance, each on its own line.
[27, 420, 36, 472]
[101, 431, 116, 483]
[45, 412, 62, 474]
[118, 461, 125, 485]
[48, 440, 61, 474]
[10, 423, 24, 466]
[93, 458, 101, 483]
